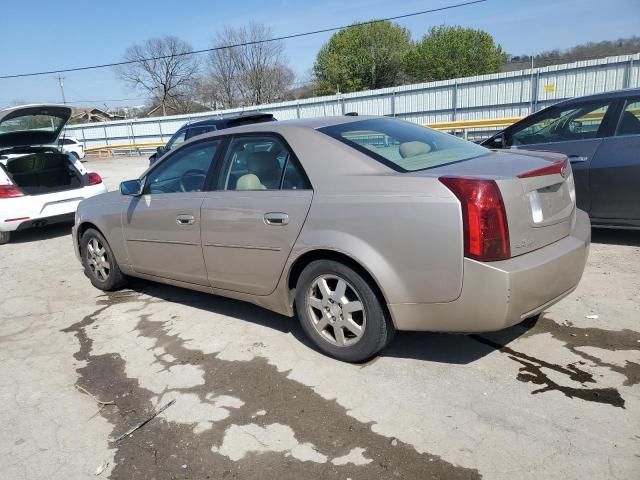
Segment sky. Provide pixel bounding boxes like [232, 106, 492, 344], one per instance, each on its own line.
[0, 0, 638, 109]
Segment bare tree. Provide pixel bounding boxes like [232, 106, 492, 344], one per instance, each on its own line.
[115, 36, 200, 116]
[199, 23, 294, 108]
[205, 26, 243, 108]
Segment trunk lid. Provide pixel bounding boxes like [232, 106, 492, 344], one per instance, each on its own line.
[0, 104, 73, 149]
[413, 149, 576, 257]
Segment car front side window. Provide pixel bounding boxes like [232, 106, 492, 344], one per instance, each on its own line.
[510, 101, 612, 146]
[165, 129, 187, 150]
[144, 140, 220, 194]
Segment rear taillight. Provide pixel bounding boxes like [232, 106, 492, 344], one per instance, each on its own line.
[87, 172, 103, 185]
[0, 185, 24, 198]
[439, 177, 510, 262]
[517, 158, 569, 179]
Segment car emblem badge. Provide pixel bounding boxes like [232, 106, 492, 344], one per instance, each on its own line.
[560, 162, 569, 178]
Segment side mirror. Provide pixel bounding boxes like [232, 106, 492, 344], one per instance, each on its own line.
[120, 179, 143, 196]
[156, 146, 165, 155]
[490, 132, 507, 149]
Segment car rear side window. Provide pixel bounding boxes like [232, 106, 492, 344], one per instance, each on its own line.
[616, 99, 640, 136]
[220, 136, 310, 191]
[318, 118, 488, 172]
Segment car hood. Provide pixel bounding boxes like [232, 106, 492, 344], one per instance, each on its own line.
[0, 104, 73, 149]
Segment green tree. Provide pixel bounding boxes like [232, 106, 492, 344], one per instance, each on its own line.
[313, 21, 412, 95]
[404, 25, 507, 82]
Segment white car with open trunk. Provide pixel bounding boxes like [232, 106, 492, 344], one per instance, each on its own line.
[0, 104, 107, 244]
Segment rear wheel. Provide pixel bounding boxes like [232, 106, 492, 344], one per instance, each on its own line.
[80, 228, 127, 291]
[0, 231, 10, 245]
[295, 260, 394, 362]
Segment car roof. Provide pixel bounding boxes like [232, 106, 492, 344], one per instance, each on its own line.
[197, 115, 385, 137]
[553, 87, 640, 107]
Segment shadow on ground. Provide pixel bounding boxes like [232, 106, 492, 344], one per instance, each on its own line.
[591, 228, 640, 246]
[7, 222, 73, 244]
[129, 280, 530, 366]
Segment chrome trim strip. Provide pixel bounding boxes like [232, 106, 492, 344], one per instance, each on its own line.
[127, 238, 199, 246]
[203, 243, 281, 251]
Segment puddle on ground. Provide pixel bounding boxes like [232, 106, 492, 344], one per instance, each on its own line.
[63, 291, 480, 480]
[470, 334, 625, 408]
[522, 316, 640, 387]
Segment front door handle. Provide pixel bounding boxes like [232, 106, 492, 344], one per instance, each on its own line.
[264, 212, 289, 226]
[568, 155, 589, 164]
[176, 214, 195, 226]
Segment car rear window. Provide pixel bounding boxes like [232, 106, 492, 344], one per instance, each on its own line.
[0, 114, 65, 134]
[318, 118, 489, 172]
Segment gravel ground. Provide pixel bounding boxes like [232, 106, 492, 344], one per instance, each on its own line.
[1, 155, 639, 480]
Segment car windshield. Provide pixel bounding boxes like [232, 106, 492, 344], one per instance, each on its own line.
[318, 118, 489, 172]
[0, 114, 65, 134]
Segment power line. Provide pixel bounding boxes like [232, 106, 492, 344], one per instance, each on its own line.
[60, 97, 146, 104]
[0, 0, 487, 80]
[0, 98, 147, 109]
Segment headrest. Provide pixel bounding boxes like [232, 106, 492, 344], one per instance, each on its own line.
[399, 141, 432, 158]
[236, 174, 266, 191]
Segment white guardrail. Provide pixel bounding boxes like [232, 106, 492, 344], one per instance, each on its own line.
[65, 53, 640, 151]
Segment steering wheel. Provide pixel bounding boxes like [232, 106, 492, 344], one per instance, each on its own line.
[179, 169, 207, 192]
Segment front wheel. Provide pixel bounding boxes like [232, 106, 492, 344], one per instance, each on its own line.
[80, 228, 127, 291]
[0, 231, 10, 245]
[295, 260, 394, 362]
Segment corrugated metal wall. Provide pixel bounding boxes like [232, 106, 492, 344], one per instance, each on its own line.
[65, 53, 640, 148]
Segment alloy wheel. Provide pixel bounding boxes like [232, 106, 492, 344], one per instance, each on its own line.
[86, 237, 110, 282]
[306, 274, 366, 347]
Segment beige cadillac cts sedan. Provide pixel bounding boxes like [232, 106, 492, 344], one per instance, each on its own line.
[73, 116, 590, 362]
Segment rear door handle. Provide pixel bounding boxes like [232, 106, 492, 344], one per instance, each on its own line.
[264, 212, 289, 226]
[176, 214, 195, 225]
[568, 155, 588, 164]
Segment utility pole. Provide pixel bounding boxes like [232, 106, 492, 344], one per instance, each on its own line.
[57, 75, 66, 104]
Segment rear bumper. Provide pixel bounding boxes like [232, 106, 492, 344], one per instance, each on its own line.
[0, 183, 106, 233]
[388, 209, 591, 332]
[15, 213, 75, 230]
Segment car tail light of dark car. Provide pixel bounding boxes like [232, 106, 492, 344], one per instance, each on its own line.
[439, 177, 510, 262]
[0, 184, 25, 198]
[87, 173, 103, 185]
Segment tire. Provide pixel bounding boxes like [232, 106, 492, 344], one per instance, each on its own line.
[80, 228, 127, 291]
[0, 231, 10, 245]
[295, 260, 394, 362]
[70, 151, 80, 160]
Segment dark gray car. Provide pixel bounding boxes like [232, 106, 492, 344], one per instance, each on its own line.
[482, 88, 640, 229]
